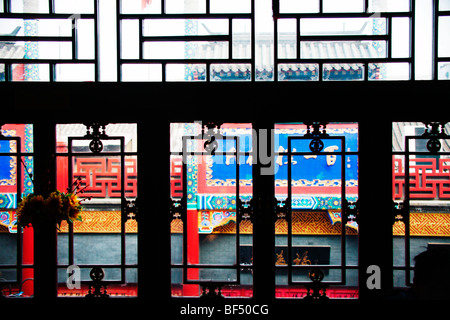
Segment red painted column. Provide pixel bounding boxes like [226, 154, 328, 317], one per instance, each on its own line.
[22, 226, 34, 296]
[12, 64, 24, 81]
[183, 209, 199, 296]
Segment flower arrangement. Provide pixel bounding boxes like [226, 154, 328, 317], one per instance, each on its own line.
[17, 177, 87, 229]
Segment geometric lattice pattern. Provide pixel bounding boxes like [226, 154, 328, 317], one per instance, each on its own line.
[73, 157, 137, 198]
[275, 211, 358, 235]
[57, 211, 137, 233]
[393, 212, 450, 237]
[393, 157, 450, 200]
[47, 210, 450, 237]
[171, 211, 358, 235]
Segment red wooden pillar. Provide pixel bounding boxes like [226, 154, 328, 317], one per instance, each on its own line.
[22, 226, 34, 296]
[183, 209, 199, 296]
[56, 146, 68, 192]
[12, 64, 24, 81]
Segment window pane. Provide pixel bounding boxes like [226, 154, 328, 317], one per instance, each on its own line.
[0, 41, 72, 60]
[210, 0, 251, 13]
[323, 0, 364, 13]
[10, 0, 49, 13]
[9, 64, 49, 82]
[278, 19, 296, 60]
[233, 19, 252, 59]
[392, 18, 411, 58]
[120, 0, 162, 14]
[168, 64, 206, 82]
[278, 64, 319, 81]
[56, 123, 138, 297]
[275, 123, 358, 299]
[55, 64, 95, 82]
[0, 19, 73, 36]
[440, 0, 450, 11]
[439, 16, 450, 58]
[170, 122, 253, 297]
[392, 122, 450, 290]
[438, 62, 450, 80]
[323, 64, 364, 81]
[121, 19, 139, 60]
[368, 63, 410, 80]
[144, 42, 229, 60]
[300, 18, 387, 36]
[211, 64, 251, 81]
[415, 0, 433, 80]
[144, 19, 229, 37]
[369, 0, 410, 12]
[300, 41, 387, 59]
[0, 124, 34, 297]
[165, 0, 206, 14]
[53, 0, 95, 14]
[280, 0, 319, 13]
[121, 64, 162, 81]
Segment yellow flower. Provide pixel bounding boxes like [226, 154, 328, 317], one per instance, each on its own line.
[45, 192, 63, 211]
[16, 194, 44, 227]
[62, 193, 82, 222]
[16, 190, 84, 228]
[67, 193, 80, 208]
